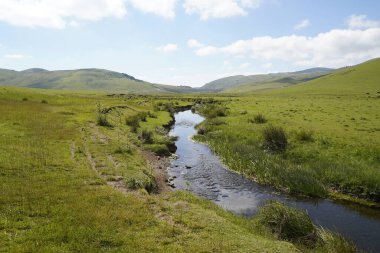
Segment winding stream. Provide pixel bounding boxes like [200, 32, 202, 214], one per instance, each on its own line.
[168, 110, 380, 253]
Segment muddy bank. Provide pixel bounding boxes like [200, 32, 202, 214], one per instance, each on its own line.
[142, 150, 172, 193]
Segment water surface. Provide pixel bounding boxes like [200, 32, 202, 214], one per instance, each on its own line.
[169, 110, 380, 253]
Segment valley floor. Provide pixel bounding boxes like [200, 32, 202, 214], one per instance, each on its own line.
[0, 87, 359, 252]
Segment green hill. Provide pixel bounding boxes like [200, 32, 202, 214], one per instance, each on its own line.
[267, 58, 380, 95]
[222, 75, 325, 93]
[0, 68, 193, 94]
[201, 68, 333, 92]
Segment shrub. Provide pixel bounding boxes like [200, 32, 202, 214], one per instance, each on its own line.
[250, 113, 267, 124]
[255, 201, 316, 246]
[41, 99, 48, 104]
[295, 129, 314, 142]
[263, 125, 288, 151]
[140, 129, 153, 144]
[22, 97, 28, 101]
[97, 113, 112, 127]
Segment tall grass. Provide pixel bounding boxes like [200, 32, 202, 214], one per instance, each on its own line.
[263, 125, 288, 152]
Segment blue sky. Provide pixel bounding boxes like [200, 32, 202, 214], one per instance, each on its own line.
[0, 0, 380, 87]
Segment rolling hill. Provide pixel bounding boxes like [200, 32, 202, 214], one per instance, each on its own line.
[266, 58, 380, 95]
[200, 68, 334, 92]
[0, 68, 193, 94]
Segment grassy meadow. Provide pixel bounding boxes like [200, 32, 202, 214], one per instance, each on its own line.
[0, 87, 299, 252]
[0, 86, 357, 252]
[195, 60, 380, 205]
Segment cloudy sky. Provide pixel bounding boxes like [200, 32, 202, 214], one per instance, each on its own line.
[0, 0, 380, 87]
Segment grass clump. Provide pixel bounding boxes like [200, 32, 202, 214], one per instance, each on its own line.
[126, 114, 141, 132]
[250, 113, 267, 124]
[296, 129, 314, 142]
[140, 129, 153, 144]
[255, 201, 316, 246]
[255, 202, 357, 252]
[263, 125, 288, 151]
[197, 127, 206, 135]
[146, 144, 171, 157]
[315, 228, 357, 253]
[127, 177, 157, 193]
[200, 104, 227, 118]
[97, 113, 112, 127]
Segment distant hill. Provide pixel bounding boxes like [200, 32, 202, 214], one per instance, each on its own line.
[0, 68, 192, 94]
[201, 68, 334, 92]
[267, 58, 380, 95]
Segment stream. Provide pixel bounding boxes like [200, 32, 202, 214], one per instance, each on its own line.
[168, 110, 380, 253]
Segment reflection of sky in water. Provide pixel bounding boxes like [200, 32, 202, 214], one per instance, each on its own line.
[168, 110, 380, 253]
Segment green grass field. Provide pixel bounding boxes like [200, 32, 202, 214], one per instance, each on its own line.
[195, 59, 380, 204]
[0, 86, 355, 252]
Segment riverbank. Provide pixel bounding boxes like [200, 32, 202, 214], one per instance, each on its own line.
[168, 110, 364, 252]
[193, 94, 380, 207]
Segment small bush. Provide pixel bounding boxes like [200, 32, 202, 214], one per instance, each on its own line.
[140, 129, 153, 144]
[255, 201, 316, 246]
[295, 130, 314, 142]
[263, 125, 288, 151]
[97, 113, 112, 127]
[22, 97, 28, 101]
[41, 99, 48, 104]
[250, 113, 267, 124]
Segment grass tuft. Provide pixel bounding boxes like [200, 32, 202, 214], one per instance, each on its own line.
[295, 129, 314, 142]
[250, 113, 267, 124]
[263, 125, 288, 151]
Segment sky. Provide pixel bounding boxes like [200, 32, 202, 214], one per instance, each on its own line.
[0, 0, 380, 87]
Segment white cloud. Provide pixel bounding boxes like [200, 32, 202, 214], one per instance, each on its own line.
[157, 43, 179, 52]
[263, 63, 273, 69]
[187, 39, 204, 48]
[183, 0, 261, 20]
[128, 0, 176, 19]
[0, 0, 127, 29]
[194, 26, 380, 68]
[294, 19, 310, 30]
[347, 15, 379, 30]
[240, 62, 250, 68]
[4, 54, 27, 59]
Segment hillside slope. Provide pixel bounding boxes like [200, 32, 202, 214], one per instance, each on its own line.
[0, 68, 193, 93]
[268, 58, 380, 95]
[201, 68, 333, 92]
